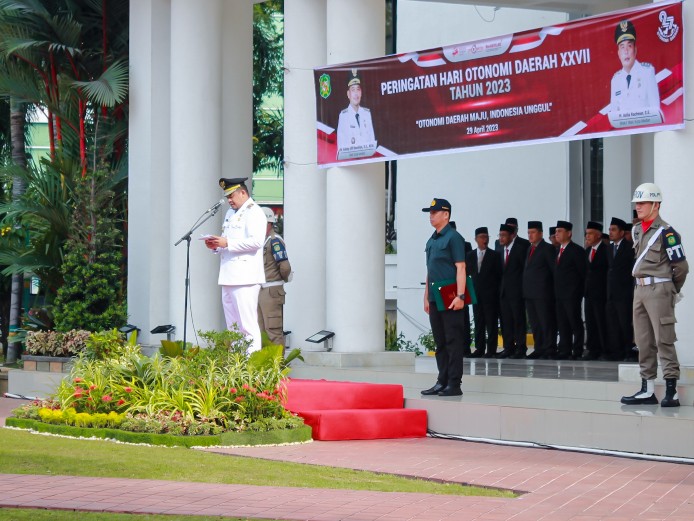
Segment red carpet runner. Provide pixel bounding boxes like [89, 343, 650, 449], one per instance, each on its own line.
[284, 379, 427, 441]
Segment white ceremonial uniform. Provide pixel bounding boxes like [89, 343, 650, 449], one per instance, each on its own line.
[336, 105, 375, 150]
[216, 197, 266, 352]
[610, 60, 661, 113]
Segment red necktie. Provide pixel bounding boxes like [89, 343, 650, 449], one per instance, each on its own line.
[505, 247, 509, 265]
[557, 246, 565, 264]
[590, 248, 596, 262]
[529, 245, 536, 259]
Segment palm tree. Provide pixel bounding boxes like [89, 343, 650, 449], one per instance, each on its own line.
[0, 0, 129, 358]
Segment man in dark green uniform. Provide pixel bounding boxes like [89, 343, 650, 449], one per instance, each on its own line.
[421, 198, 467, 397]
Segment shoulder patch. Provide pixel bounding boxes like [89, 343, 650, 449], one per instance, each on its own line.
[642, 62, 653, 69]
[270, 237, 288, 262]
[340, 108, 349, 114]
[664, 227, 686, 263]
[362, 107, 371, 113]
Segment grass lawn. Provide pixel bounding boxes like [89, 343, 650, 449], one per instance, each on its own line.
[0, 427, 514, 497]
[0, 510, 267, 521]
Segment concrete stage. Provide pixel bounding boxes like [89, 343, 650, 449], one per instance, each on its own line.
[290, 355, 694, 460]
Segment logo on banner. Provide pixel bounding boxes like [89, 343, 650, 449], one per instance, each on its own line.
[319, 73, 332, 99]
[657, 10, 679, 42]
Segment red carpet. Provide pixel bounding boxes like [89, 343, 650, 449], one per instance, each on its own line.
[284, 379, 427, 441]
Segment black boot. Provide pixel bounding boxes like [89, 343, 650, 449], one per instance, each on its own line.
[621, 379, 658, 405]
[661, 378, 680, 407]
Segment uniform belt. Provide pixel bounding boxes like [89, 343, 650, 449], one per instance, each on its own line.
[261, 280, 284, 288]
[635, 276, 671, 286]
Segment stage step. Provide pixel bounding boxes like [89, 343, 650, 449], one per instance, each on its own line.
[284, 379, 427, 441]
[289, 360, 694, 458]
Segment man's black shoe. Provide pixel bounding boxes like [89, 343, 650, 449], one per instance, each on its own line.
[437, 386, 463, 397]
[421, 383, 445, 396]
[511, 350, 527, 359]
[469, 350, 484, 358]
[582, 352, 599, 361]
[483, 352, 495, 358]
[496, 349, 513, 359]
[527, 351, 542, 359]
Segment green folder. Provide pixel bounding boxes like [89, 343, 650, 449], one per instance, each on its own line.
[430, 275, 477, 312]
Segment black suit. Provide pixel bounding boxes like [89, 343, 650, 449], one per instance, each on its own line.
[554, 241, 586, 358]
[467, 247, 501, 355]
[499, 238, 529, 356]
[584, 243, 609, 358]
[523, 240, 556, 356]
[606, 239, 635, 359]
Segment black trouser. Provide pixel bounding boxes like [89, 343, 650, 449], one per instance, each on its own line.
[500, 296, 526, 353]
[473, 297, 499, 355]
[585, 297, 607, 357]
[526, 298, 556, 355]
[429, 303, 466, 388]
[606, 297, 634, 358]
[556, 297, 584, 357]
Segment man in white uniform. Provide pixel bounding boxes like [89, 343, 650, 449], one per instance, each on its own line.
[609, 20, 661, 121]
[336, 69, 376, 156]
[204, 177, 266, 352]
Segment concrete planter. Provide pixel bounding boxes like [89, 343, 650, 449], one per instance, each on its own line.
[21, 355, 74, 374]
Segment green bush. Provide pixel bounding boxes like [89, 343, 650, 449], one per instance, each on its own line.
[49, 332, 302, 434]
[53, 171, 126, 332]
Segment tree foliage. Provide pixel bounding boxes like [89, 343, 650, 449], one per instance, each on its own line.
[252, 0, 283, 174]
[0, 0, 129, 306]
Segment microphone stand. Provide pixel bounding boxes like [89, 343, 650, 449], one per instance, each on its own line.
[174, 203, 223, 349]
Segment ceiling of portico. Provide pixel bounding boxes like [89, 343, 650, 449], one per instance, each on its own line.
[413, 0, 648, 17]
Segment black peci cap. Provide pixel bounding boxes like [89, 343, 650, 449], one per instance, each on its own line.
[586, 221, 603, 232]
[527, 221, 543, 231]
[556, 220, 573, 231]
[475, 227, 488, 236]
[610, 217, 628, 230]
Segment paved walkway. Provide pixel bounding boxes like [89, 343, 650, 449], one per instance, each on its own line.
[3, 397, 694, 520]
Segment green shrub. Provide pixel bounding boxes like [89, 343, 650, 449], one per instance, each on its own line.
[53, 171, 126, 332]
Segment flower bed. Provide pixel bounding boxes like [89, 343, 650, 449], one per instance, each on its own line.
[5, 417, 312, 447]
[8, 329, 309, 445]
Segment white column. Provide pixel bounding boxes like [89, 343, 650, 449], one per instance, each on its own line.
[283, 0, 328, 349]
[221, 1, 253, 184]
[653, 0, 694, 367]
[325, 0, 385, 352]
[169, 0, 225, 340]
[127, 0, 171, 345]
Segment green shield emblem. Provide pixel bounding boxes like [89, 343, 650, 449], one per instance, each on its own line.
[319, 73, 331, 99]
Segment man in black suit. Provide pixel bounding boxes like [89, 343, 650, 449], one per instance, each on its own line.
[497, 223, 529, 359]
[554, 220, 587, 360]
[606, 217, 636, 361]
[451, 222, 473, 357]
[583, 221, 609, 360]
[523, 221, 556, 359]
[467, 227, 502, 358]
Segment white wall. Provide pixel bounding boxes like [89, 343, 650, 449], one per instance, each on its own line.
[395, 2, 570, 345]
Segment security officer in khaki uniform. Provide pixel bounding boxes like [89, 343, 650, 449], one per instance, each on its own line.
[257, 207, 292, 347]
[622, 183, 688, 407]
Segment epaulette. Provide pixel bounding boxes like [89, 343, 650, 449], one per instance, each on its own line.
[340, 108, 349, 114]
[361, 107, 371, 112]
[642, 62, 653, 69]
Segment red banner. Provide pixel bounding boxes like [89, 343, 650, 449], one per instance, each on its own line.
[314, 1, 684, 168]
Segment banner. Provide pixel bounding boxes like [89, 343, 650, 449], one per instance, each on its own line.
[314, 1, 684, 168]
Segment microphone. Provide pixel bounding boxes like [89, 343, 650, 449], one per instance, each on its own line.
[206, 198, 226, 213]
